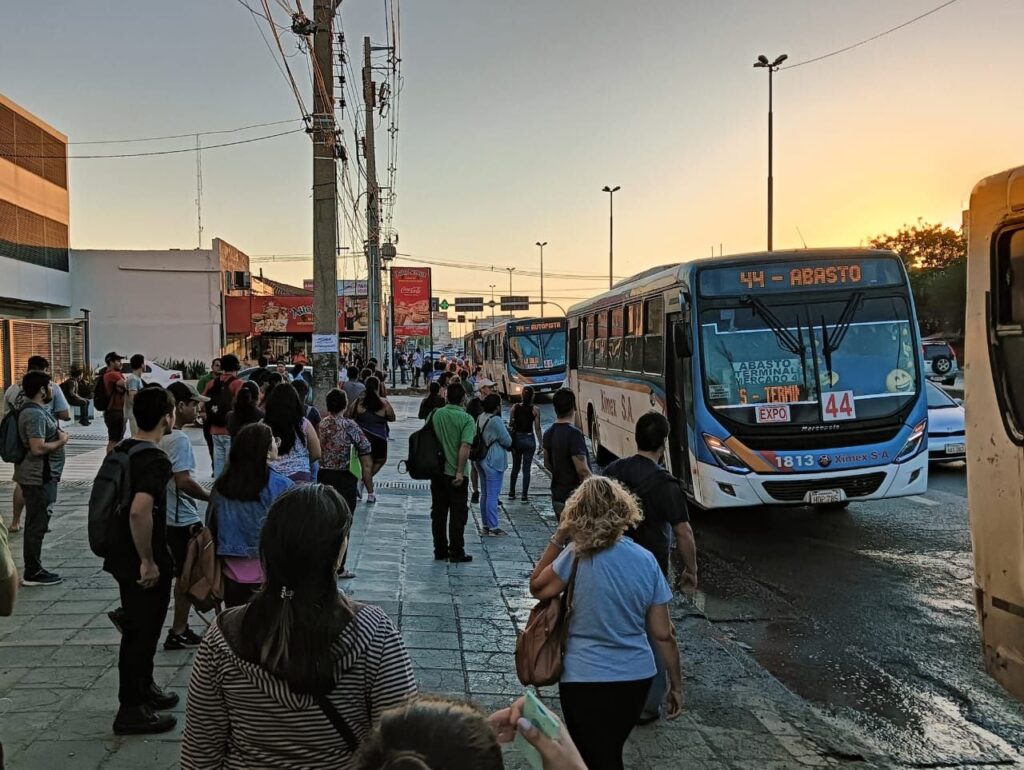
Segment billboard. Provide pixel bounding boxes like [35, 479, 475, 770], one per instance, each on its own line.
[302, 279, 369, 297]
[391, 266, 432, 345]
[225, 295, 368, 334]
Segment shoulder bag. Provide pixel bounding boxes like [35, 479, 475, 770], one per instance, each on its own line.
[515, 557, 579, 686]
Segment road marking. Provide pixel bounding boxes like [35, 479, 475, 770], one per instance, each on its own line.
[908, 495, 940, 507]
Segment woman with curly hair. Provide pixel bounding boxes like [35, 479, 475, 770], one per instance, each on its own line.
[528, 476, 683, 770]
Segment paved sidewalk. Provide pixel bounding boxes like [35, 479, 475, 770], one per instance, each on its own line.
[0, 397, 874, 769]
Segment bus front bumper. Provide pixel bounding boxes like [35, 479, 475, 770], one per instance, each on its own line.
[693, 453, 928, 508]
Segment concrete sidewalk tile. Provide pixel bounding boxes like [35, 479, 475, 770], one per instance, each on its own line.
[402, 631, 461, 650]
[14, 739, 113, 770]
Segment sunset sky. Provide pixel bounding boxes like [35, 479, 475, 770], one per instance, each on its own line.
[2, 0, 1019, 316]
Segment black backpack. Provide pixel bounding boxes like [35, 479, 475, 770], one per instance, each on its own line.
[0, 405, 27, 465]
[400, 411, 446, 480]
[469, 415, 496, 462]
[92, 375, 111, 411]
[205, 376, 237, 428]
[88, 442, 160, 558]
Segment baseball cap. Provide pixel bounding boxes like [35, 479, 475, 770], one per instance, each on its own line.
[476, 378, 496, 389]
[167, 381, 209, 404]
[104, 351, 123, 364]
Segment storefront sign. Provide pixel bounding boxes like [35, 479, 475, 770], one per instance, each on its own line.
[302, 279, 369, 296]
[225, 295, 368, 334]
[391, 267, 431, 341]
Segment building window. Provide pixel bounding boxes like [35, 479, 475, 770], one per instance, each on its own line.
[0, 105, 68, 190]
[0, 198, 69, 272]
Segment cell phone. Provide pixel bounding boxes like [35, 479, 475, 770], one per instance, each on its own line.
[514, 690, 561, 770]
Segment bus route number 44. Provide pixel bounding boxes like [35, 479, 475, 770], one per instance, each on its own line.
[821, 390, 856, 422]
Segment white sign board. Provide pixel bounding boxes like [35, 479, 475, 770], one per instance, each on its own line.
[311, 334, 337, 354]
[821, 390, 856, 422]
[755, 404, 792, 424]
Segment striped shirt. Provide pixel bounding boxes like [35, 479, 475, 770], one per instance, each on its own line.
[182, 604, 417, 769]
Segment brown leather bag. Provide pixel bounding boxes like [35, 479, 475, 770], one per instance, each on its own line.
[178, 526, 223, 613]
[515, 558, 579, 686]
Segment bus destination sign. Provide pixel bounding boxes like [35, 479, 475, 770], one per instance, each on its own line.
[510, 319, 564, 333]
[699, 258, 903, 297]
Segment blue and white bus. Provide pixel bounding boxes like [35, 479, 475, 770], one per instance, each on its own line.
[566, 249, 928, 509]
[481, 317, 568, 399]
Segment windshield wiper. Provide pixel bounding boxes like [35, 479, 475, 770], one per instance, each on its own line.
[741, 295, 805, 356]
[819, 291, 864, 381]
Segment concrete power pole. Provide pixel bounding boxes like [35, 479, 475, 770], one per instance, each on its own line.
[363, 36, 382, 363]
[311, 0, 340, 412]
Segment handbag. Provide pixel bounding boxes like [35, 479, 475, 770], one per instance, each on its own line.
[349, 445, 363, 477]
[514, 558, 579, 686]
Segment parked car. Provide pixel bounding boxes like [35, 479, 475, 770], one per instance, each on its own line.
[926, 381, 965, 464]
[922, 340, 958, 386]
[93, 361, 183, 388]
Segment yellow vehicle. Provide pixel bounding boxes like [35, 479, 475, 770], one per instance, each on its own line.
[966, 165, 1024, 702]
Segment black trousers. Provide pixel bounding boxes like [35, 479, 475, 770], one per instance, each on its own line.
[429, 475, 469, 558]
[21, 482, 56, 576]
[318, 467, 359, 570]
[202, 419, 214, 461]
[223, 575, 260, 608]
[558, 677, 653, 770]
[115, 572, 172, 708]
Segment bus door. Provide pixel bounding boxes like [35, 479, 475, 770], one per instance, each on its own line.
[664, 310, 694, 494]
[967, 165, 1024, 702]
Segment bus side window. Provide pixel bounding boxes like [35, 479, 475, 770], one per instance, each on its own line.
[581, 317, 591, 368]
[609, 307, 624, 370]
[625, 302, 643, 371]
[993, 228, 1024, 440]
[595, 311, 608, 368]
[644, 297, 664, 374]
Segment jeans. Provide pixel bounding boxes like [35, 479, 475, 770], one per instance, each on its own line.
[479, 465, 503, 530]
[400, 367, 408, 384]
[641, 632, 669, 719]
[429, 475, 469, 558]
[115, 572, 172, 707]
[212, 434, 231, 479]
[558, 678, 653, 770]
[509, 433, 535, 496]
[21, 482, 56, 575]
[78, 401, 91, 423]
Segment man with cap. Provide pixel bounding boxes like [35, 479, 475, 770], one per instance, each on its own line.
[161, 382, 211, 649]
[465, 377, 496, 504]
[101, 352, 128, 454]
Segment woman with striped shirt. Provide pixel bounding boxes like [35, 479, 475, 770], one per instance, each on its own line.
[182, 485, 416, 769]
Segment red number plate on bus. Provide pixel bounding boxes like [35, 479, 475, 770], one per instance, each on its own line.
[821, 390, 856, 422]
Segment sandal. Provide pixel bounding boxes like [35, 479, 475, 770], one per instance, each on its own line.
[337, 570, 357, 580]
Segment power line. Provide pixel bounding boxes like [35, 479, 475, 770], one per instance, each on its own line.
[783, 0, 961, 70]
[7, 129, 303, 160]
[61, 118, 301, 146]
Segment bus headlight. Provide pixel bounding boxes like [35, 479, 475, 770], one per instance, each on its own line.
[703, 434, 751, 474]
[895, 420, 927, 463]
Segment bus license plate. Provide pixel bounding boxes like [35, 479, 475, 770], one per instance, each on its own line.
[945, 443, 966, 455]
[806, 489, 842, 505]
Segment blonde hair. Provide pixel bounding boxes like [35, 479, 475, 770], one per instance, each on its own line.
[561, 476, 643, 556]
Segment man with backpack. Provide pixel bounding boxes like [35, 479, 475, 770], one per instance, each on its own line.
[12, 371, 68, 586]
[2, 356, 70, 534]
[97, 351, 128, 454]
[605, 411, 697, 724]
[161, 382, 211, 650]
[429, 382, 476, 563]
[95, 386, 179, 735]
[542, 389, 591, 519]
[202, 354, 243, 479]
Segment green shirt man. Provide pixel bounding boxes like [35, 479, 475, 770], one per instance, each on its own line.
[431, 402, 476, 478]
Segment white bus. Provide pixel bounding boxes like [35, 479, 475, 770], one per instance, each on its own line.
[966, 165, 1024, 702]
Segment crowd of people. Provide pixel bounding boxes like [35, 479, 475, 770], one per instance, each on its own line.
[0, 347, 696, 770]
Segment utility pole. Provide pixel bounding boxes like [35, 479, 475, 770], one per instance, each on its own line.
[506, 267, 515, 297]
[311, 0, 341, 412]
[753, 54, 787, 251]
[363, 36, 382, 362]
[489, 284, 496, 325]
[535, 241, 547, 316]
[194, 134, 203, 250]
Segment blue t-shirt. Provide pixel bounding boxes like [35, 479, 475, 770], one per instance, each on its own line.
[552, 538, 672, 683]
[161, 429, 201, 527]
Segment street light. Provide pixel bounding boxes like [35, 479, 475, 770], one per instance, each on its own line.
[602, 186, 620, 289]
[753, 53, 787, 251]
[505, 267, 515, 298]
[535, 242, 547, 316]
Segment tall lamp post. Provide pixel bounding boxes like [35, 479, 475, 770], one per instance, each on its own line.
[505, 267, 515, 298]
[753, 53, 787, 251]
[601, 186, 620, 289]
[535, 241, 547, 316]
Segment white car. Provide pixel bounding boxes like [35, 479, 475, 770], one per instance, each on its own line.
[94, 361, 183, 388]
[926, 381, 965, 464]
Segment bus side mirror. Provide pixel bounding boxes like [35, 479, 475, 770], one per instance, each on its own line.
[673, 321, 692, 358]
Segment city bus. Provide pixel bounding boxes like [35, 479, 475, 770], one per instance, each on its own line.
[463, 329, 485, 368]
[566, 248, 929, 510]
[480, 317, 568, 399]
[965, 165, 1024, 702]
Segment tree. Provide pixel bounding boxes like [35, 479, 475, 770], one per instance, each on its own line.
[868, 220, 967, 337]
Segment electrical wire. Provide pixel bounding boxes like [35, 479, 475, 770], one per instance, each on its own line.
[53, 118, 300, 146]
[782, 0, 961, 70]
[7, 129, 304, 160]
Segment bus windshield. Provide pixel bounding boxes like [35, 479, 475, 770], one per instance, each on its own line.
[509, 331, 566, 372]
[700, 294, 918, 426]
